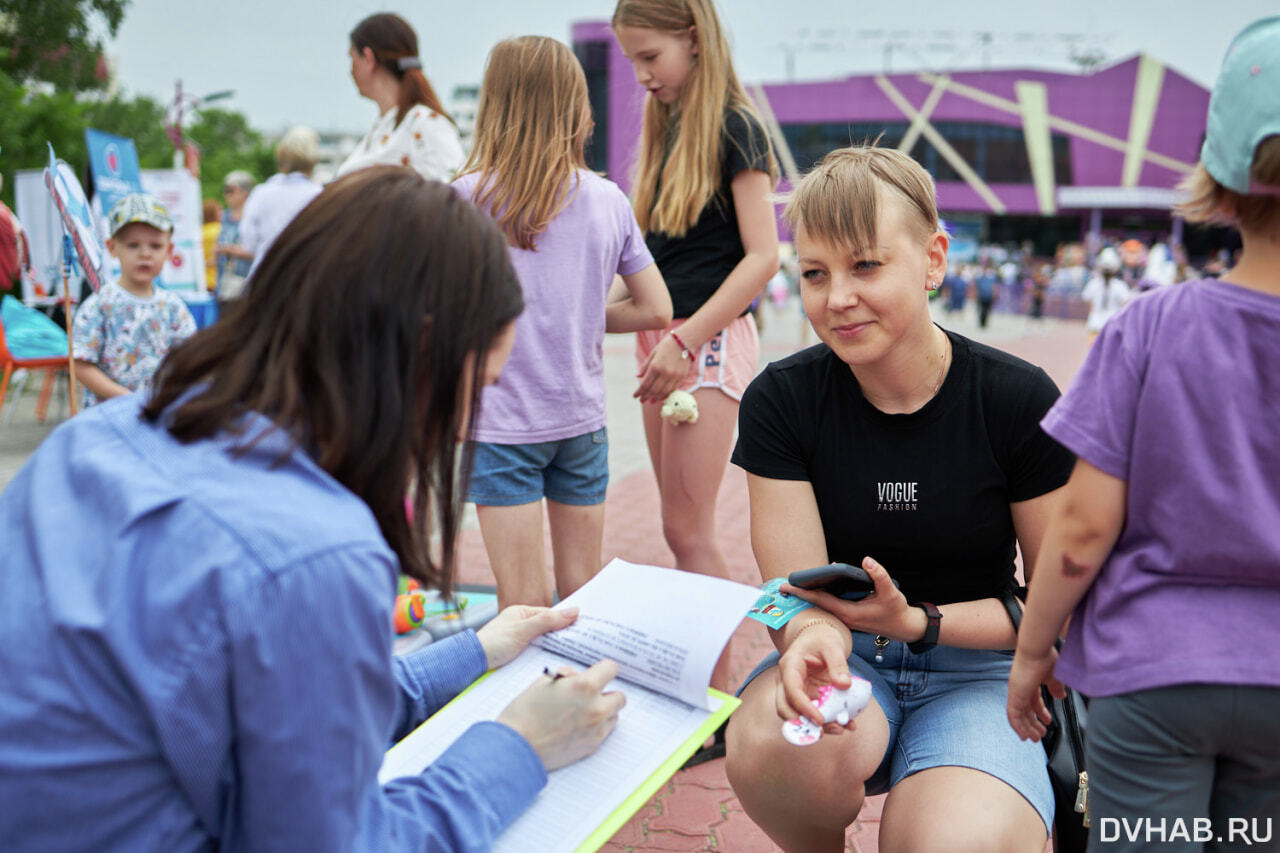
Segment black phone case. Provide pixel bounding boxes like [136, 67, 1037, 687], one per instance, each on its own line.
[787, 562, 876, 601]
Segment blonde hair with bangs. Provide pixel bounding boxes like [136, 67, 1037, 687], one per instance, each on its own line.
[459, 36, 593, 251]
[613, 0, 777, 236]
[1175, 136, 1280, 234]
[785, 147, 939, 254]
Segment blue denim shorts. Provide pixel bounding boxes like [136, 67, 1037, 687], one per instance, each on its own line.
[467, 428, 608, 507]
[740, 630, 1054, 834]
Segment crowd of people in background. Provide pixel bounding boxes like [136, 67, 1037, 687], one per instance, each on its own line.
[933, 236, 1219, 329]
[764, 231, 1222, 351]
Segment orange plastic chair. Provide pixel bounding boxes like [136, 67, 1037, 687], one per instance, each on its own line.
[0, 311, 70, 425]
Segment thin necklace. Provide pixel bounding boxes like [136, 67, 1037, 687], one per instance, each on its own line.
[860, 332, 951, 413]
[929, 333, 952, 399]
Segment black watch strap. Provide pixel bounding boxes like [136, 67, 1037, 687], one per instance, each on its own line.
[907, 602, 942, 654]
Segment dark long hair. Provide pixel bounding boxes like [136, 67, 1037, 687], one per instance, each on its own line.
[350, 12, 454, 127]
[143, 168, 523, 592]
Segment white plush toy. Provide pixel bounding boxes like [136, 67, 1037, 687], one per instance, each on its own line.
[781, 679, 873, 746]
[661, 390, 699, 424]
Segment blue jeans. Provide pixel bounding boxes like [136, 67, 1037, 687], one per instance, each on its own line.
[740, 630, 1054, 833]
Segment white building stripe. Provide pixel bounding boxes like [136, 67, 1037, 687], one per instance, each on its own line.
[1122, 55, 1167, 187]
[917, 72, 1194, 175]
[875, 75, 1007, 214]
[1016, 81, 1057, 214]
[898, 75, 951, 155]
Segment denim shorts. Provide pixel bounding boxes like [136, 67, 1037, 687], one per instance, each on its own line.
[467, 428, 608, 507]
[739, 630, 1054, 834]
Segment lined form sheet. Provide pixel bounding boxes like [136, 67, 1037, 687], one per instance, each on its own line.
[379, 561, 758, 850]
[380, 645, 721, 852]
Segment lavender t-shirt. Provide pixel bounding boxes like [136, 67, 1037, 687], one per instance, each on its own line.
[454, 170, 653, 443]
[1042, 279, 1280, 697]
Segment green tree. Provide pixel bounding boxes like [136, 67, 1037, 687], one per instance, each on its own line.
[1, 82, 276, 212]
[0, 74, 176, 207]
[185, 108, 276, 201]
[1, 2, 276, 220]
[0, 71, 91, 206]
[0, 0, 130, 91]
[83, 93, 172, 167]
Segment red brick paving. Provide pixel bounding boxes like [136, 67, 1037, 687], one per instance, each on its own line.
[457, 318, 1091, 852]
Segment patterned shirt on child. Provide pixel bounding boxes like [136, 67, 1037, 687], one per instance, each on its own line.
[71, 280, 197, 405]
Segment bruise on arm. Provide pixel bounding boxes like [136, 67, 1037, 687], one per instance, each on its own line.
[1061, 553, 1091, 578]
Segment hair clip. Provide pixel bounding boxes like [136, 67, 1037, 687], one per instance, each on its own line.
[396, 56, 423, 71]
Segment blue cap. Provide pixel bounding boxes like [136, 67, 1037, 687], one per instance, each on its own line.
[1201, 16, 1280, 195]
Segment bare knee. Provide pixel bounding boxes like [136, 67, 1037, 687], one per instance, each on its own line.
[660, 514, 710, 564]
[879, 768, 1047, 853]
[881, 824, 1043, 853]
[726, 680, 876, 845]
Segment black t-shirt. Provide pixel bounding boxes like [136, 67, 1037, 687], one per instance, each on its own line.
[646, 108, 772, 319]
[731, 331, 1075, 605]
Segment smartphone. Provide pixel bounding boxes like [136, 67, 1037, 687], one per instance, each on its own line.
[787, 562, 877, 601]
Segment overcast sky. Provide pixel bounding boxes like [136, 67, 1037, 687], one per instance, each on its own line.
[106, 1, 1275, 136]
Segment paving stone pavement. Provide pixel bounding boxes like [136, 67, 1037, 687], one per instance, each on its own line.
[0, 301, 1090, 851]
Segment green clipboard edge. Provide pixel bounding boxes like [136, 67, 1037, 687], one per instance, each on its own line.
[574, 687, 740, 853]
[383, 676, 740, 853]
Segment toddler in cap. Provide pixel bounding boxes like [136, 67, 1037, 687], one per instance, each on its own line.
[71, 193, 195, 405]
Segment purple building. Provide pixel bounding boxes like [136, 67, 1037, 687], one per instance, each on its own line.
[572, 20, 1222, 257]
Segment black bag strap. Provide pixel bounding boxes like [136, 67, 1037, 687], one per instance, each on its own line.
[999, 585, 1025, 633]
[999, 585, 1063, 651]
[1000, 587, 1091, 847]
[1000, 585, 1087, 768]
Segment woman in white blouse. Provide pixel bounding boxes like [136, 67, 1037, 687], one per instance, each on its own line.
[1081, 246, 1133, 338]
[337, 13, 464, 182]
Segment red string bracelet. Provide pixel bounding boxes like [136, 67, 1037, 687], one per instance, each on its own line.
[669, 330, 694, 361]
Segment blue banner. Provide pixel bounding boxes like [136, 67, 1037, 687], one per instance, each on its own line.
[84, 128, 143, 216]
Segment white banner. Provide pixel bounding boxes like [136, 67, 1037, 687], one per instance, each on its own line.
[140, 169, 204, 293]
[13, 169, 71, 303]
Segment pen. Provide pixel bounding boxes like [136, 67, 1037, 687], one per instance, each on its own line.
[542, 666, 566, 682]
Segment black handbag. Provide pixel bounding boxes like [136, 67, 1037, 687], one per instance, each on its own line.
[1000, 588, 1090, 853]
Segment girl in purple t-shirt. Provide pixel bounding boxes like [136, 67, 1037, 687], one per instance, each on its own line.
[454, 36, 670, 610]
[1009, 16, 1280, 837]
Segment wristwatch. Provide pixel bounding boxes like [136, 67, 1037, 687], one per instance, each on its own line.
[907, 602, 942, 654]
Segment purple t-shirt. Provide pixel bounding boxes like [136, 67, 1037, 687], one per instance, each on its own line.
[1042, 279, 1280, 697]
[453, 170, 653, 443]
